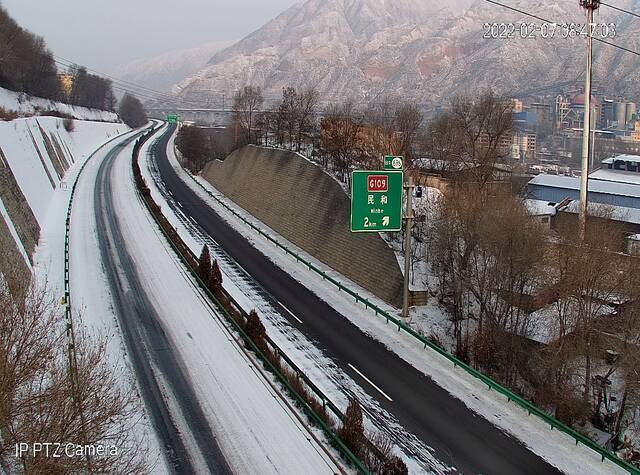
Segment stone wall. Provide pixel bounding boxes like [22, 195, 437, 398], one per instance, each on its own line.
[202, 146, 403, 306]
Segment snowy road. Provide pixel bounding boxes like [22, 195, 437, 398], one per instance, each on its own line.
[150, 124, 565, 474]
[72, 127, 341, 474]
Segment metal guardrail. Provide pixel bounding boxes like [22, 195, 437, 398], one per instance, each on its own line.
[63, 126, 152, 470]
[64, 127, 152, 326]
[176, 143, 639, 475]
[137, 128, 369, 474]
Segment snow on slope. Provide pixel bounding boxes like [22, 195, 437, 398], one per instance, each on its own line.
[0, 117, 128, 225]
[0, 86, 119, 122]
[174, 0, 640, 105]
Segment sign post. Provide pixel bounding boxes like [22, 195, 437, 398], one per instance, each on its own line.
[402, 175, 414, 320]
[351, 158, 413, 320]
[350, 171, 403, 233]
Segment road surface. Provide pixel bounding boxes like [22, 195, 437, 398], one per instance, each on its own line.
[151, 124, 563, 475]
[93, 131, 231, 474]
[78, 126, 341, 474]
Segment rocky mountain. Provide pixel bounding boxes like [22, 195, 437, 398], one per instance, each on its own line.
[111, 41, 230, 93]
[171, 0, 640, 106]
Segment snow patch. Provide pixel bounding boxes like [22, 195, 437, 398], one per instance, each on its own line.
[0, 117, 128, 226]
[0, 86, 119, 122]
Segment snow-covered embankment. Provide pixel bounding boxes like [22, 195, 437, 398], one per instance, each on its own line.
[0, 115, 129, 285]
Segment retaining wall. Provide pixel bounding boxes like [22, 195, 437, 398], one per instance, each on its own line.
[202, 145, 403, 306]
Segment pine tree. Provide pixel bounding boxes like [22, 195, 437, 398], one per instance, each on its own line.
[339, 398, 364, 457]
[382, 456, 408, 475]
[245, 310, 267, 347]
[198, 245, 211, 282]
[208, 259, 223, 293]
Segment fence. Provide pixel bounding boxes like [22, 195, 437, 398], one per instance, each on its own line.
[175, 139, 639, 475]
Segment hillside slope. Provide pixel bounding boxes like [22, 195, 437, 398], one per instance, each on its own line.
[0, 86, 120, 122]
[173, 0, 640, 105]
[111, 41, 231, 94]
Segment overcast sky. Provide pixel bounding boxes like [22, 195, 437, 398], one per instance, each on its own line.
[2, 0, 299, 73]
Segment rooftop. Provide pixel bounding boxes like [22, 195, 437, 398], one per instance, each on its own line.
[524, 199, 557, 217]
[589, 168, 640, 186]
[560, 201, 640, 225]
[602, 154, 640, 165]
[528, 174, 640, 200]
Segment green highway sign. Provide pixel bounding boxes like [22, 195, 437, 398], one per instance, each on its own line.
[384, 155, 404, 170]
[167, 114, 178, 124]
[351, 170, 403, 233]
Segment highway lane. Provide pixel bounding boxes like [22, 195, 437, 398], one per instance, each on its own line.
[152, 124, 563, 475]
[92, 131, 231, 475]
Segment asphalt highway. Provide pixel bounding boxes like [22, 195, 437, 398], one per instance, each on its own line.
[92, 131, 231, 475]
[151, 124, 563, 475]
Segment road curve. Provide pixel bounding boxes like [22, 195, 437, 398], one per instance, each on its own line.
[152, 124, 563, 475]
[92, 130, 231, 474]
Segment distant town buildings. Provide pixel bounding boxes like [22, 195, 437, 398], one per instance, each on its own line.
[428, 84, 638, 168]
[511, 98, 523, 113]
[499, 83, 640, 167]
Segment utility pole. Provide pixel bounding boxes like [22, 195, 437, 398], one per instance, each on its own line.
[402, 174, 414, 320]
[579, 0, 600, 241]
[591, 127, 596, 170]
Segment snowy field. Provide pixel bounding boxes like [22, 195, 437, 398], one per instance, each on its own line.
[160, 132, 628, 475]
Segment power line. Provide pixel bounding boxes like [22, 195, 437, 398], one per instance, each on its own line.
[53, 55, 216, 107]
[599, 1, 640, 19]
[53, 55, 183, 101]
[483, 0, 640, 56]
[483, 0, 551, 23]
[54, 59, 173, 104]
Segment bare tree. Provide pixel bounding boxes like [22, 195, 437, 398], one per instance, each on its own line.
[319, 100, 363, 183]
[421, 110, 464, 175]
[363, 100, 396, 160]
[0, 7, 61, 101]
[0, 281, 149, 474]
[533, 207, 627, 424]
[232, 85, 264, 145]
[394, 103, 423, 167]
[294, 88, 319, 152]
[280, 87, 298, 148]
[422, 92, 513, 187]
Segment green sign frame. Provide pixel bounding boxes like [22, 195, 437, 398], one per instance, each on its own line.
[167, 114, 178, 124]
[351, 170, 403, 233]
